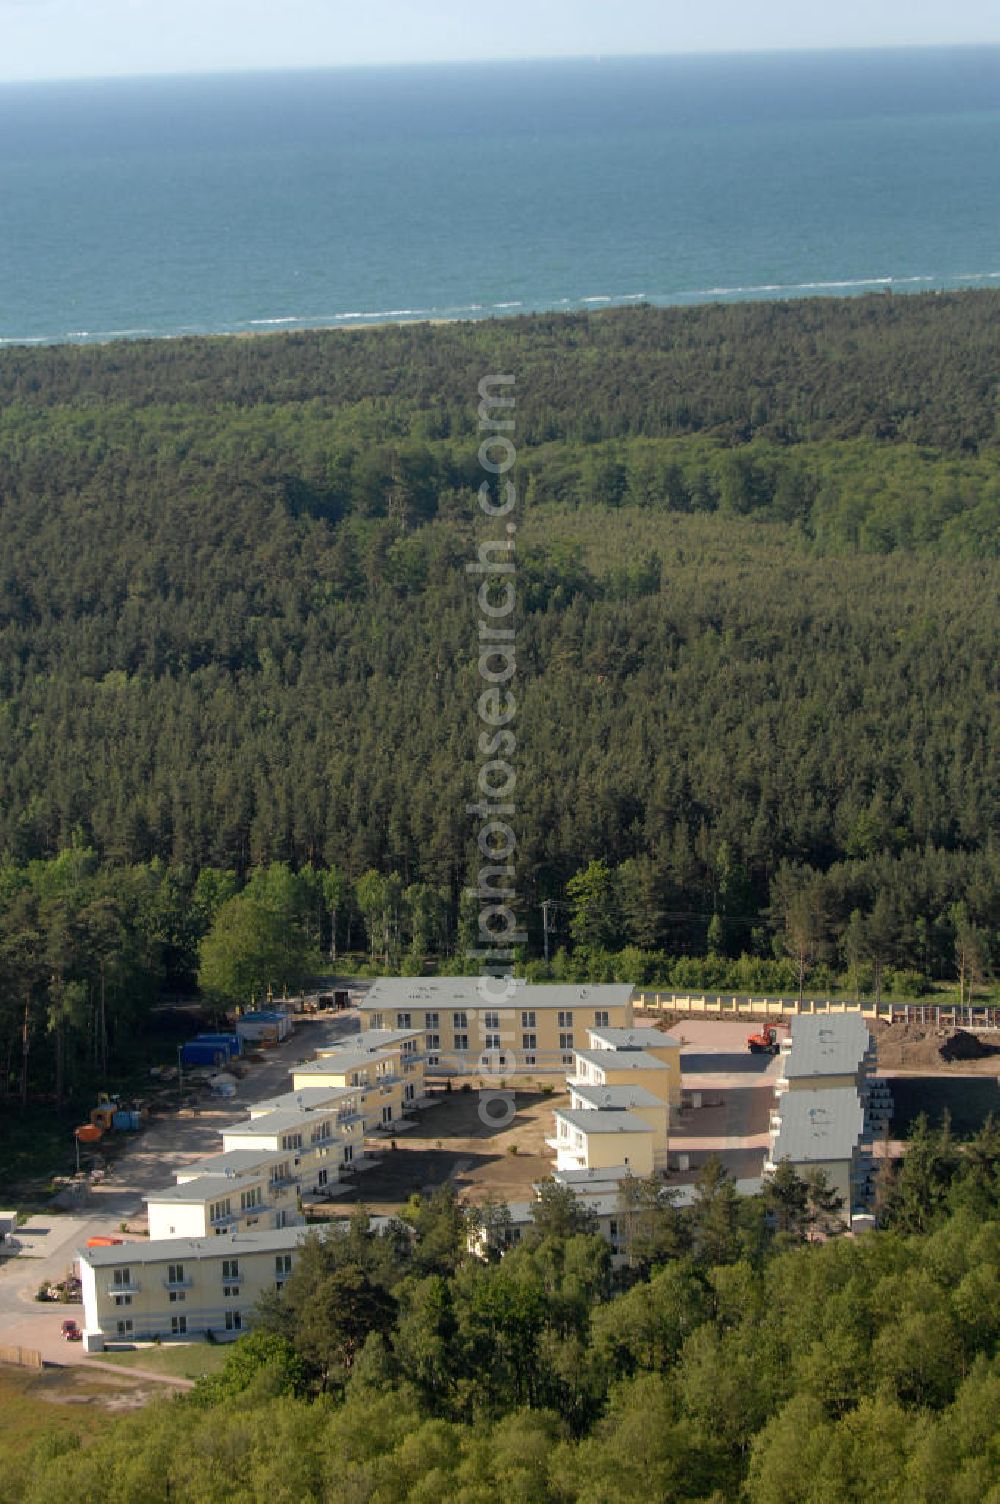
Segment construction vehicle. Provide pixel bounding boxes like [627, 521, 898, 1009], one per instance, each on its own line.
[747, 1023, 784, 1055]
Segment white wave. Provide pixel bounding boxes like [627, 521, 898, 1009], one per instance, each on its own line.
[954, 271, 1000, 281]
[491, 301, 523, 309]
[581, 295, 612, 303]
[248, 316, 302, 326]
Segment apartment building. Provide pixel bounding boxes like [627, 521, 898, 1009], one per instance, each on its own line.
[548, 1107, 655, 1176]
[586, 1025, 682, 1106]
[360, 978, 634, 1074]
[220, 1106, 360, 1194]
[146, 1158, 302, 1240]
[568, 1082, 669, 1168]
[290, 1051, 405, 1133]
[314, 1027, 430, 1109]
[79, 1226, 314, 1349]
[765, 1086, 873, 1222]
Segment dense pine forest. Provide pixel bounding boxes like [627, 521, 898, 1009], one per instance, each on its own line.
[3, 1130, 1000, 1502]
[1, 292, 999, 1100]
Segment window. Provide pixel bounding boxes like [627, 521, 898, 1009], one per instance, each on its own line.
[222, 1258, 240, 1281]
[453, 1033, 469, 1051]
[171, 1315, 187, 1335]
[521, 1010, 536, 1029]
[404, 1083, 415, 1102]
[113, 1293, 132, 1307]
[240, 1186, 263, 1211]
[112, 1267, 132, 1288]
[594, 1010, 610, 1027]
[116, 1318, 133, 1337]
[524, 1054, 536, 1067]
[281, 1133, 303, 1152]
[343, 1144, 353, 1163]
[310, 1121, 331, 1143]
[317, 1168, 328, 1187]
[426, 1033, 440, 1050]
[452, 1011, 468, 1029]
[210, 1197, 232, 1223]
[275, 1254, 293, 1276]
[381, 1105, 393, 1126]
[396, 1011, 412, 1029]
[485, 1032, 501, 1050]
[483, 1010, 500, 1031]
[270, 1161, 292, 1184]
[522, 1033, 537, 1052]
[426, 1011, 439, 1029]
[169, 1291, 186, 1303]
[167, 1263, 184, 1286]
[558, 1010, 574, 1029]
[223, 1284, 239, 1298]
[559, 1032, 574, 1051]
[225, 1310, 242, 1332]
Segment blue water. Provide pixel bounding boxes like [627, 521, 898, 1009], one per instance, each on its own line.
[1, 48, 1000, 345]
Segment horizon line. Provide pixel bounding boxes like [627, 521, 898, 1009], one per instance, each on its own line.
[2, 39, 1000, 89]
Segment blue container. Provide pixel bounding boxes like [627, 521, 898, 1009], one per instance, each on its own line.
[196, 1032, 242, 1057]
[181, 1041, 227, 1067]
[112, 1109, 141, 1131]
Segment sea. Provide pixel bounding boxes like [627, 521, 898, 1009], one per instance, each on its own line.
[2, 47, 1000, 346]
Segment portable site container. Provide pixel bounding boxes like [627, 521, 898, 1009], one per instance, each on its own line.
[181, 1040, 231, 1068]
[111, 1109, 142, 1131]
[196, 1032, 243, 1057]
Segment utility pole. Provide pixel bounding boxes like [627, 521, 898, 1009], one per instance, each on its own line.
[542, 900, 552, 964]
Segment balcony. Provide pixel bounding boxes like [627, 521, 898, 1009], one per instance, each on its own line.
[106, 1280, 141, 1295]
[161, 1276, 193, 1290]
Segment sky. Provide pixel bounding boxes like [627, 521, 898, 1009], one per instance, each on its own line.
[1, 0, 999, 83]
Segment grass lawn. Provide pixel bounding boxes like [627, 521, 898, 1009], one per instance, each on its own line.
[0, 1364, 143, 1455]
[94, 1342, 230, 1380]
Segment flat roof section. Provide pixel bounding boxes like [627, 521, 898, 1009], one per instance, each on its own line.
[570, 1083, 666, 1111]
[784, 1015, 872, 1079]
[573, 1049, 667, 1073]
[588, 1026, 681, 1050]
[361, 978, 634, 1011]
[553, 1108, 653, 1135]
[771, 1087, 866, 1164]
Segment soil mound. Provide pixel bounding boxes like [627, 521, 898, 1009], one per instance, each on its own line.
[939, 1029, 996, 1063]
[877, 1024, 999, 1071]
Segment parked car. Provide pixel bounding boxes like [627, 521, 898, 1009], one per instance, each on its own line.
[61, 1318, 82, 1341]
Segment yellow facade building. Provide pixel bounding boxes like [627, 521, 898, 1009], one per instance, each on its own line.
[361, 979, 635, 1075]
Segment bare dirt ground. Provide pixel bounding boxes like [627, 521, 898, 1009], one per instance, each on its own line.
[871, 1021, 1000, 1074]
[319, 1085, 569, 1215]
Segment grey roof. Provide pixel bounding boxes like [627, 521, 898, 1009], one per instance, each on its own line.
[573, 1048, 667, 1073]
[316, 1028, 421, 1053]
[771, 1088, 866, 1164]
[147, 1174, 261, 1204]
[361, 977, 634, 1012]
[79, 1224, 327, 1269]
[552, 1164, 633, 1189]
[570, 1083, 667, 1111]
[291, 1054, 380, 1077]
[588, 1026, 681, 1050]
[176, 1148, 285, 1178]
[554, 1108, 653, 1135]
[249, 1087, 354, 1117]
[784, 1015, 872, 1079]
[222, 1110, 340, 1139]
